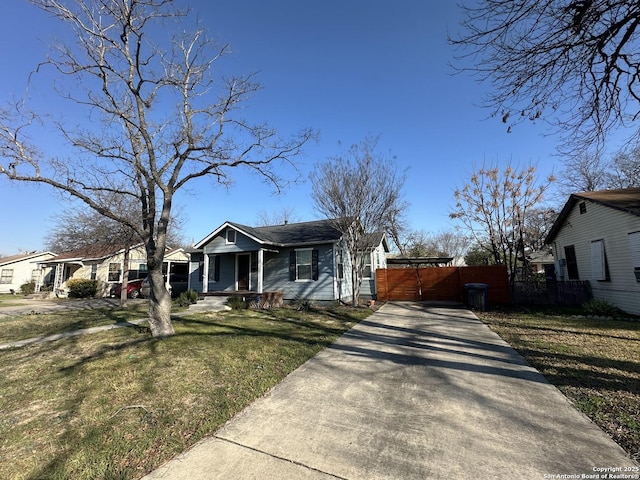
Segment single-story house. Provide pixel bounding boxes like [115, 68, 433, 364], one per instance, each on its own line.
[38, 244, 189, 297]
[188, 219, 389, 303]
[545, 187, 640, 315]
[526, 249, 555, 275]
[0, 251, 56, 294]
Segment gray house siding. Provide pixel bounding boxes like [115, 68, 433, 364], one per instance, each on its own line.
[189, 253, 203, 292]
[551, 200, 640, 315]
[262, 245, 336, 301]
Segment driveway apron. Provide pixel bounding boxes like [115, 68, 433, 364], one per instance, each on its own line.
[144, 301, 637, 480]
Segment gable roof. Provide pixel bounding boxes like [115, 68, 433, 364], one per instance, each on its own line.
[194, 219, 343, 249]
[545, 187, 640, 244]
[0, 251, 56, 267]
[358, 231, 390, 252]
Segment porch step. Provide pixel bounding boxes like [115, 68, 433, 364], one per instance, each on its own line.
[188, 296, 232, 312]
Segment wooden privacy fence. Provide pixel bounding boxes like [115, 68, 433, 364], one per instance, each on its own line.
[376, 266, 511, 305]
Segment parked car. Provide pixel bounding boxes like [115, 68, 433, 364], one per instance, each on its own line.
[140, 276, 184, 298]
[109, 278, 145, 299]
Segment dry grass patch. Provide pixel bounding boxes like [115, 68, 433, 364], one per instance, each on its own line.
[478, 307, 640, 462]
[0, 305, 369, 480]
[0, 302, 150, 342]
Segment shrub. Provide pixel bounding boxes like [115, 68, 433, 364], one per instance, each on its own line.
[67, 279, 98, 298]
[177, 290, 199, 307]
[20, 281, 36, 295]
[290, 295, 313, 311]
[226, 295, 247, 310]
[582, 299, 621, 317]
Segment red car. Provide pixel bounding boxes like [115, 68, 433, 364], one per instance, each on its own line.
[109, 278, 145, 299]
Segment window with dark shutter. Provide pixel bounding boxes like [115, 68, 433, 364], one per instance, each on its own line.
[289, 251, 296, 281]
[312, 249, 319, 281]
[214, 255, 221, 282]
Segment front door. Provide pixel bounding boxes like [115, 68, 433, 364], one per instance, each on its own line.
[237, 254, 250, 290]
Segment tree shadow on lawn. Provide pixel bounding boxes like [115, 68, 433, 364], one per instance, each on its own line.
[514, 345, 640, 394]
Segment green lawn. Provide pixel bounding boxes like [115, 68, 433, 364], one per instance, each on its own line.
[478, 307, 640, 463]
[0, 305, 369, 480]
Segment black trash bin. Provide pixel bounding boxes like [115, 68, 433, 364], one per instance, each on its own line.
[464, 283, 488, 311]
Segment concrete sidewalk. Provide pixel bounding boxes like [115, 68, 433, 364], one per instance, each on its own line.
[143, 302, 637, 480]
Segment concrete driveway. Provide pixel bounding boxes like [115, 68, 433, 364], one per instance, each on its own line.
[143, 301, 637, 479]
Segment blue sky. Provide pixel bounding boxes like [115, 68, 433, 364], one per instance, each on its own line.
[0, 0, 565, 254]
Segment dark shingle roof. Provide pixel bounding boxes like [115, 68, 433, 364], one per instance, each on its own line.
[545, 187, 640, 244]
[228, 219, 342, 246]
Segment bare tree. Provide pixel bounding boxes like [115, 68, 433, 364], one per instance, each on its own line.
[450, 162, 555, 290]
[310, 135, 408, 306]
[451, 1, 640, 156]
[557, 145, 640, 198]
[558, 152, 609, 196]
[607, 145, 640, 189]
[255, 207, 300, 227]
[402, 229, 471, 265]
[0, 0, 314, 336]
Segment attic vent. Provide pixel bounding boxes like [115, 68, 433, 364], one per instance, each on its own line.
[579, 202, 587, 214]
[226, 229, 236, 244]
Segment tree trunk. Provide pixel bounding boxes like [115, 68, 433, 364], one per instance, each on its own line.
[120, 245, 130, 308]
[147, 266, 174, 337]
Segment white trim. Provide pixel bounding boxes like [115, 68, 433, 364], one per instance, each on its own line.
[202, 253, 209, 293]
[258, 249, 264, 293]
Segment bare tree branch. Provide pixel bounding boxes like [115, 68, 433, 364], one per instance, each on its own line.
[0, 0, 314, 336]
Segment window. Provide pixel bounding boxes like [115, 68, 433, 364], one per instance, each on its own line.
[0, 269, 13, 284]
[207, 255, 220, 282]
[336, 251, 344, 280]
[629, 232, 640, 282]
[359, 253, 372, 278]
[90, 264, 97, 281]
[579, 202, 587, 214]
[108, 263, 121, 282]
[289, 249, 319, 281]
[296, 249, 312, 280]
[564, 245, 579, 280]
[226, 229, 236, 244]
[590, 240, 610, 281]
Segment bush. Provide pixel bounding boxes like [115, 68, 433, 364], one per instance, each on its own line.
[177, 290, 199, 307]
[290, 295, 313, 311]
[20, 281, 36, 295]
[582, 299, 621, 317]
[67, 279, 98, 298]
[226, 295, 247, 310]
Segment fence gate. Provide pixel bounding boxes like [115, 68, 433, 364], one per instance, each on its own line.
[376, 266, 510, 305]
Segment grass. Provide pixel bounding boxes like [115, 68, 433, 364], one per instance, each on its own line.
[0, 304, 370, 480]
[477, 306, 640, 462]
[0, 302, 152, 342]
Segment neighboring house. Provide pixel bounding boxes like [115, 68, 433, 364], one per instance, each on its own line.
[526, 250, 555, 275]
[0, 251, 56, 294]
[189, 219, 389, 303]
[38, 244, 189, 297]
[545, 187, 640, 315]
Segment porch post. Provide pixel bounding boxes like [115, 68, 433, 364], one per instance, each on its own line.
[202, 254, 209, 293]
[257, 249, 264, 294]
[165, 260, 172, 292]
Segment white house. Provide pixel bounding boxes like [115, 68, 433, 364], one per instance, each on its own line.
[38, 244, 189, 297]
[0, 251, 57, 294]
[545, 188, 640, 315]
